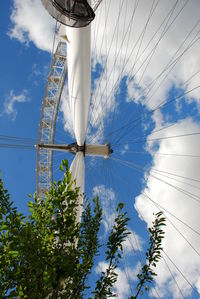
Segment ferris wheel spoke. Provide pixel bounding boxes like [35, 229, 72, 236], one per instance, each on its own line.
[90, 0, 139, 131]
[137, 205, 200, 297]
[90, 0, 159, 130]
[162, 250, 199, 297]
[92, 0, 180, 132]
[161, 255, 185, 299]
[96, 160, 147, 267]
[135, 0, 190, 87]
[145, 194, 200, 258]
[111, 156, 200, 204]
[118, 131, 200, 146]
[103, 82, 200, 148]
[107, 156, 200, 234]
[143, 192, 200, 238]
[146, 210, 200, 297]
[90, 0, 124, 127]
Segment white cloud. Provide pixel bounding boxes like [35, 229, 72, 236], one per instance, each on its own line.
[135, 118, 200, 298]
[8, 0, 55, 52]
[28, 62, 50, 86]
[123, 228, 143, 254]
[92, 185, 143, 254]
[93, 184, 116, 233]
[60, 83, 74, 137]
[120, 144, 129, 156]
[95, 261, 142, 299]
[1, 89, 30, 120]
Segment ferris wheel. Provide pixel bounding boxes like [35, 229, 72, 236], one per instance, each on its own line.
[37, 0, 109, 223]
[36, 1, 200, 298]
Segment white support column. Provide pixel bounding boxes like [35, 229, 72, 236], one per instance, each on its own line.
[69, 152, 85, 223]
[66, 24, 91, 146]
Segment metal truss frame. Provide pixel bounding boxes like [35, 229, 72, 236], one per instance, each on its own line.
[36, 41, 67, 198]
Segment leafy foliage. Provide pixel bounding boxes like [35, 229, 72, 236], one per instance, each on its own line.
[0, 162, 165, 298]
[93, 203, 130, 298]
[0, 162, 129, 298]
[130, 211, 166, 299]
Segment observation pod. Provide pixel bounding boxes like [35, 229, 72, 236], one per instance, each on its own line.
[41, 0, 95, 28]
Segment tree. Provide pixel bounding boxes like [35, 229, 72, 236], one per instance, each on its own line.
[0, 161, 165, 298]
[131, 211, 166, 299]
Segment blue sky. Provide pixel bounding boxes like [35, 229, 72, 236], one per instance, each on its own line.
[1, 1, 200, 298]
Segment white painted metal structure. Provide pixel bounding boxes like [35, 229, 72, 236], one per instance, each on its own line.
[66, 24, 91, 146]
[37, 1, 112, 219]
[64, 1, 91, 221]
[37, 41, 67, 198]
